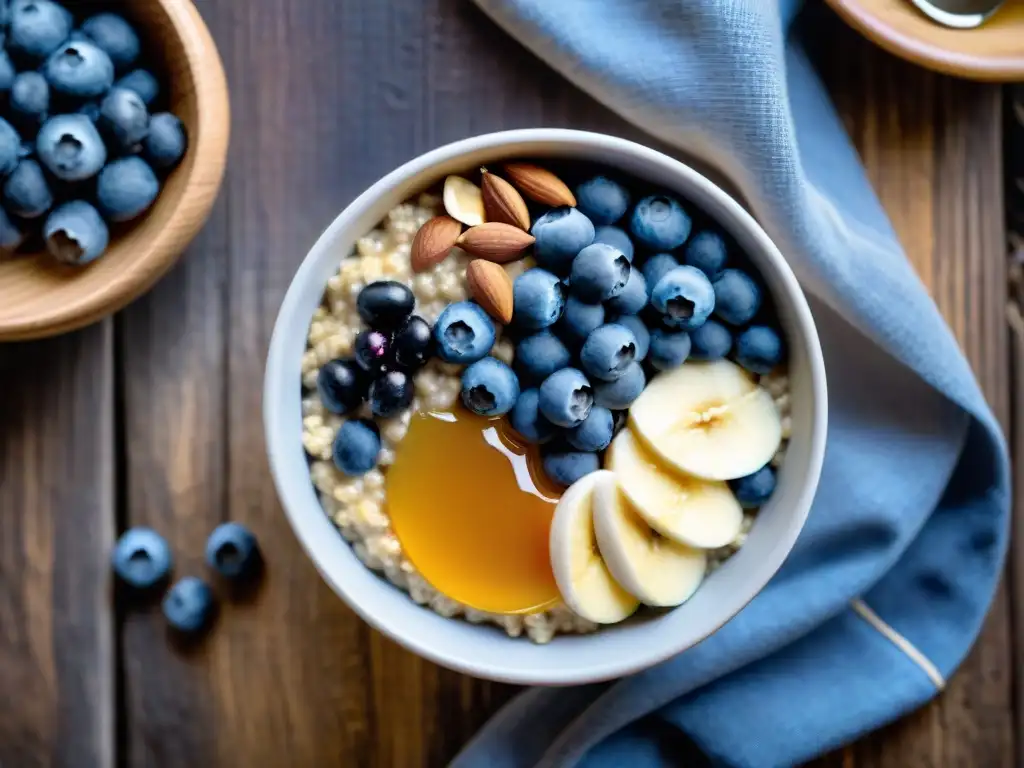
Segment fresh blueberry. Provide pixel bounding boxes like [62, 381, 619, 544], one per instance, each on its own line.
[143, 112, 187, 170]
[369, 370, 413, 418]
[112, 527, 172, 591]
[648, 328, 692, 371]
[515, 329, 570, 384]
[689, 319, 733, 361]
[538, 367, 593, 428]
[9, 71, 48, 125]
[729, 465, 777, 508]
[556, 296, 604, 348]
[684, 231, 728, 279]
[509, 388, 555, 444]
[543, 450, 599, 488]
[575, 176, 629, 225]
[333, 418, 381, 475]
[43, 200, 109, 264]
[98, 87, 149, 150]
[0, 207, 25, 252]
[592, 362, 645, 409]
[43, 40, 115, 100]
[640, 252, 678, 297]
[713, 268, 762, 326]
[570, 242, 630, 303]
[77, 101, 100, 122]
[356, 280, 414, 330]
[433, 301, 496, 363]
[630, 194, 692, 251]
[580, 323, 637, 382]
[604, 267, 647, 315]
[317, 358, 367, 415]
[392, 315, 433, 371]
[80, 13, 140, 71]
[461, 357, 520, 416]
[608, 314, 649, 361]
[734, 325, 784, 374]
[0, 116, 21, 176]
[354, 328, 392, 374]
[3, 159, 51, 218]
[96, 156, 159, 221]
[531, 206, 594, 276]
[162, 577, 216, 635]
[651, 266, 715, 330]
[8, 0, 72, 62]
[513, 268, 565, 330]
[567, 405, 614, 452]
[205, 522, 262, 583]
[592, 224, 634, 262]
[0, 50, 15, 94]
[115, 68, 158, 106]
[36, 114, 106, 181]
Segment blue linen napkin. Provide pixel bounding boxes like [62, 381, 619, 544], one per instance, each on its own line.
[452, 1, 1011, 766]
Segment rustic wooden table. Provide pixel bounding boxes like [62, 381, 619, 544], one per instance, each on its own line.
[0, 2, 1015, 766]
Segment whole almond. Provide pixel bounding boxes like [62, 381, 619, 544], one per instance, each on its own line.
[466, 259, 514, 324]
[410, 215, 462, 272]
[456, 222, 535, 263]
[481, 168, 531, 230]
[504, 163, 576, 207]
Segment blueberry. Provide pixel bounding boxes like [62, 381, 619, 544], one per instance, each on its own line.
[3, 159, 51, 218]
[630, 194, 692, 251]
[0, 116, 21, 176]
[9, 71, 48, 124]
[570, 242, 630, 302]
[8, 0, 72, 62]
[542, 450, 599, 488]
[392, 314, 433, 371]
[162, 577, 216, 635]
[640, 253, 678, 297]
[575, 176, 629, 225]
[43, 40, 115, 99]
[205, 522, 262, 583]
[734, 325, 783, 374]
[605, 267, 647, 315]
[433, 301, 496, 363]
[333, 418, 381, 475]
[80, 13, 140, 71]
[0, 50, 15, 94]
[729, 465, 777, 508]
[567, 405, 614, 452]
[354, 328, 392, 374]
[509, 388, 555, 444]
[96, 156, 159, 221]
[684, 231, 728, 279]
[689, 319, 733, 361]
[355, 281, 413, 331]
[592, 224, 634, 262]
[515, 329, 570, 384]
[592, 362, 645, 409]
[369, 370, 413, 418]
[316, 358, 367, 415]
[651, 266, 715, 331]
[143, 113, 187, 170]
[36, 114, 106, 181]
[580, 323, 637, 382]
[538, 367, 593, 428]
[608, 314, 649, 361]
[513, 268, 565, 330]
[531, 206, 594, 276]
[112, 527, 172, 591]
[43, 201, 109, 264]
[0, 206, 25, 252]
[115, 68, 158, 107]
[556, 296, 604, 348]
[98, 87, 149, 150]
[77, 101, 100, 122]
[648, 328, 692, 371]
[713, 268, 762, 326]
[461, 357, 520, 416]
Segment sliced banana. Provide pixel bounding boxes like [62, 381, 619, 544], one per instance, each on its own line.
[592, 475, 706, 607]
[549, 471, 640, 624]
[606, 428, 743, 549]
[443, 175, 485, 227]
[629, 359, 781, 481]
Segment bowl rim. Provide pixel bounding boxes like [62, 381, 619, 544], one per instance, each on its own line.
[264, 128, 828, 685]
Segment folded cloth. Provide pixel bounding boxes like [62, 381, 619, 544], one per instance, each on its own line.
[452, 1, 1011, 766]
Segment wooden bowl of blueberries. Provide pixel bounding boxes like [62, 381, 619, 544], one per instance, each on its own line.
[0, 0, 229, 341]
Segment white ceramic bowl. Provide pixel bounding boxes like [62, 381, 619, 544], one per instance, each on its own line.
[264, 129, 828, 686]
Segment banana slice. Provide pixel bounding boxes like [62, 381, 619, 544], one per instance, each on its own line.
[592, 475, 707, 607]
[606, 428, 743, 549]
[549, 471, 640, 624]
[629, 359, 781, 481]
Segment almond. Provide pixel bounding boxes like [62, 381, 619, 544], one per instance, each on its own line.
[443, 175, 486, 226]
[466, 259, 514, 324]
[481, 168, 531, 230]
[410, 215, 462, 273]
[504, 163, 576, 207]
[456, 222, 535, 263]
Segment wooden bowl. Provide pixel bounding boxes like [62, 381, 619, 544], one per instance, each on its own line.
[826, 0, 1024, 81]
[0, 0, 229, 341]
